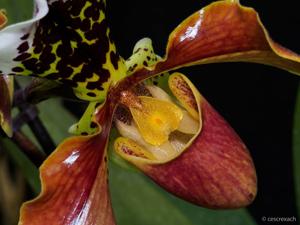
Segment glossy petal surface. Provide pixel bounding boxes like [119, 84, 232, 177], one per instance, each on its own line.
[120, 0, 300, 88]
[19, 103, 115, 225]
[163, 1, 300, 73]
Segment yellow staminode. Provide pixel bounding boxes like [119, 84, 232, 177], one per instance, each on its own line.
[129, 96, 183, 146]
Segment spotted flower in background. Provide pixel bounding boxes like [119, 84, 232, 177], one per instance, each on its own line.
[0, 0, 300, 224]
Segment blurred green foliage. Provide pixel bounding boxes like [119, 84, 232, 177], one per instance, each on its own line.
[110, 163, 256, 225]
[0, 0, 32, 24]
[293, 86, 300, 218]
[1, 138, 40, 194]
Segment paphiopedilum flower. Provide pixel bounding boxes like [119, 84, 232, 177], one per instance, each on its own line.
[1, 0, 300, 224]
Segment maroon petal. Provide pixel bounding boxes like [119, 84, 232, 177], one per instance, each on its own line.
[142, 98, 257, 208]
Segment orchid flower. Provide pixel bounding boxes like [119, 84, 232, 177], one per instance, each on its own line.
[1, 0, 300, 224]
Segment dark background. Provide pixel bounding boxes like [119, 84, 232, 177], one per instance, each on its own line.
[106, 1, 300, 225]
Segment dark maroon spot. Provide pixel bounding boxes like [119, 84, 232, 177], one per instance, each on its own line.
[87, 92, 97, 97]
[13, 53, 31, 61]
[63, 79, 78, 88]
[134, 48, 141, 54]
[17, 42, 29, 53]
[110, 51, 119, 70]
[248, 193, 254, 200]
[56, 43, 72, 58]
[20, 33, 30, 40]
[12, 67, 24, 73]
[33, 43, 44, 54]
[22, 58, 38, 70]
[90, 122, 98, 128]
[81, 18, 91, 31]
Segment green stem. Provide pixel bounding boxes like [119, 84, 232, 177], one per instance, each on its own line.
[14, 80, 56, 155]
[11, 131, 46, 167]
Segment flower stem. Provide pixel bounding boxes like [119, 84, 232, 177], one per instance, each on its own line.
[14, 80, 56, 155]
[11, 131, 46, 167]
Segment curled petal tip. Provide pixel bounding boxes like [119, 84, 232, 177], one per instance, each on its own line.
[127, 0, 300, 85]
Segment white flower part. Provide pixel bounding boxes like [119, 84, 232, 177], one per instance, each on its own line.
[115, 120, 177, 160]
[146, 85, 172, 102]
[0, 0, 49, 74]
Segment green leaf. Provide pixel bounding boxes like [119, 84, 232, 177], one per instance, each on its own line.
[0, 138, 40, 194]
[37, 99, 77, 145]
[109, 162, 257, 225]
[293, 84, 300, 217]
[167, 194, 256, 225]
[109, 163, 195, 225]
[0, 0, 33, 24]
